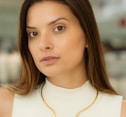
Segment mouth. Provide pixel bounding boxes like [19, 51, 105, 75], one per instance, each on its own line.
[40, 56, 60, 65]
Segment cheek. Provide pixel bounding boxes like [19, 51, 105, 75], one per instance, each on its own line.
[28, 43, 38, 63]
[68, 35, 86, 61]
[66, 34, 86, 54]
[28, 41, 37, 55]
[60, 36, 86, 66]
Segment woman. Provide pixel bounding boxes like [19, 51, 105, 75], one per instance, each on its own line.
[0, 0, 126, 117]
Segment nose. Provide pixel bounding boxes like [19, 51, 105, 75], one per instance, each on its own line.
[39, 34, 54, 52]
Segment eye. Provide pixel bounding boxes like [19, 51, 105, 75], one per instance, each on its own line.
[27, 31, 38, 38]
[54, 25, 65, 32]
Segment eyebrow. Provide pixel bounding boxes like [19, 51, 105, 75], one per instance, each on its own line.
[48, 17, 69, 25]
[26, 17, 69, 29]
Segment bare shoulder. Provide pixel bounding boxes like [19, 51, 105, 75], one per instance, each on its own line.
[121, 99, 126, 117]
[0, 87, 14, 117]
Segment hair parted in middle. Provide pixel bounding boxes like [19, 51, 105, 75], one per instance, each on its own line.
[9, 0, 117, 95]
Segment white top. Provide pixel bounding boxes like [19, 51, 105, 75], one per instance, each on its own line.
[12, 79, 123, 117]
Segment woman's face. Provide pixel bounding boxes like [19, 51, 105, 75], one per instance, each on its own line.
[26, 1, 88, 77]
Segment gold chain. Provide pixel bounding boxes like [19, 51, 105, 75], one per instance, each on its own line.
[41, 84, 98, 117]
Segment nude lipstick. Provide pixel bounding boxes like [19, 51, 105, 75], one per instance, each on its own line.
[40, 56, 60, 65]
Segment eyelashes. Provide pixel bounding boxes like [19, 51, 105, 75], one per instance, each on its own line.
[53, 25, 65, 33]
[26, 24, 66, 39]
[27, 31, 38, 38]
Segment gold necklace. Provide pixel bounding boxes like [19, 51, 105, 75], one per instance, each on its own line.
[40, 84, 98, 117]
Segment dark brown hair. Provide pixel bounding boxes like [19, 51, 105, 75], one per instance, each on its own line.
[8, 0, 117, 95]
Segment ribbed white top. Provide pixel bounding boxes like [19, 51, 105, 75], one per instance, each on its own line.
[12, 79, 122, 117]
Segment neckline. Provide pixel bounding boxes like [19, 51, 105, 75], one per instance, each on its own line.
[45, 78, 90, 93]
[39, 79, 98, 117]
[42, 78, 97, 101]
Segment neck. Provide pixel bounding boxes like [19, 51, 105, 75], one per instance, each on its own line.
[47, 68, 88, 89]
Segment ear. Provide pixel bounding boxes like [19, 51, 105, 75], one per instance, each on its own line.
[85, 39, 88, 48]
[85, 43, 88, 48]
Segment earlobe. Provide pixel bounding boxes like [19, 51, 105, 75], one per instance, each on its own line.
[86, 45, 88, 48]
[85, 43, 88, 48]
[85, 38, 88, 48]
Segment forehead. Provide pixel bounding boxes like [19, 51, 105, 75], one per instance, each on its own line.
[26, 1, 78, 26]
[27, 1, 69, 18]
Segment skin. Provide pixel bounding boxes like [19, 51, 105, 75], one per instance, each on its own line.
[0, 88, 14, 117]
[27, 1, 88, 88]
[0, 1, 125, 117]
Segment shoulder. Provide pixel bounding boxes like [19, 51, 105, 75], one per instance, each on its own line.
[121, 99, 126, 117]
[0, 87, 14, 117]
[0, 87, 14, 102]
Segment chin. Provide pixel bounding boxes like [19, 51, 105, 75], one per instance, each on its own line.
[41, 70, 62, 78]
[38, 66, 65, 77]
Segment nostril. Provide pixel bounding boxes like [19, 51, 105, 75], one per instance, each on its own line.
[46, 46, 50, 49]
[39, 44, 54, 52]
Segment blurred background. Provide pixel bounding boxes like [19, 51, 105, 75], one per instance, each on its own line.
[0, 0, 126, 98]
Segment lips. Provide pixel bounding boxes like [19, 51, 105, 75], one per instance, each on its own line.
[40, 56, 60, 65]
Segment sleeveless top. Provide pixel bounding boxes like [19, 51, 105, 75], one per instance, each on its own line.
[12, 80, 123, 117]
